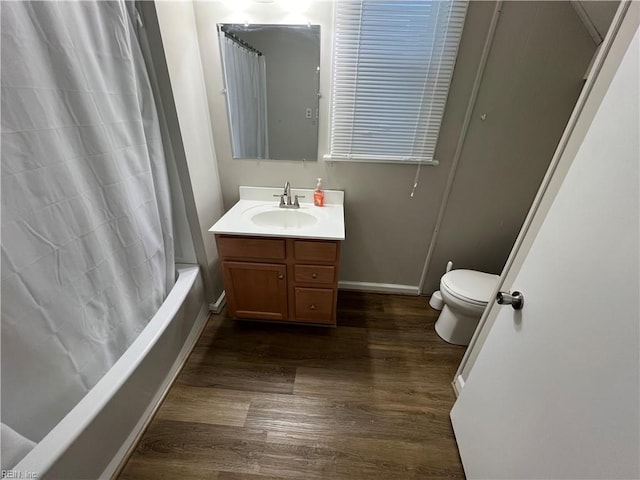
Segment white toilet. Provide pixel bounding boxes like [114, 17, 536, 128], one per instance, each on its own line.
[432, 268, 499, 346]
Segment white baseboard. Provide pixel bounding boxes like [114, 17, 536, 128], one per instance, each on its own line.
[338, 281, 420, 295]
[453, 374, 466, 397]
[208, 290, 226, 313]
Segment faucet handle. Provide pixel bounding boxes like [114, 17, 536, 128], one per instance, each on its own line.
[294, 195, 305, 208]
[273, 194, 285, 207]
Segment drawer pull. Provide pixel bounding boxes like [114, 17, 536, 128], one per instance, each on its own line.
[278, 273, 285, 280]
[311, 272, 318, 279]
[310, 304, 317, 310]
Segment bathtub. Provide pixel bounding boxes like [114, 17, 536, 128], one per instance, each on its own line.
[11, 264, 210, 479]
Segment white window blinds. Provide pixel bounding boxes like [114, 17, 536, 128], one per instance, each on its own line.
[328, 0, 469, 164]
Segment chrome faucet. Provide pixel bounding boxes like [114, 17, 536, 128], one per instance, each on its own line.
[274, 181, 304, 208]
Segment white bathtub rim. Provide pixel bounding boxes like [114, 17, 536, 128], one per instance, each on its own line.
[12, 264, 201, 476]
[105, 300, 209, 479]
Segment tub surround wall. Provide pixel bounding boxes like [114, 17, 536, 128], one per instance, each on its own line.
[147, 1, 226, 303]
[191, 1, 597, 294]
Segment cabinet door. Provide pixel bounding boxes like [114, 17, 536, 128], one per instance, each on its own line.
[222, 261, 288, 321]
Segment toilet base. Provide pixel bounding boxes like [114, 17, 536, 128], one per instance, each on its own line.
[429, 290, 444, 310]
[434, 305, 480, 346]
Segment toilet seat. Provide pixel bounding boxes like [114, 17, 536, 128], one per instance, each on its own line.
[440, 269, 499, 306]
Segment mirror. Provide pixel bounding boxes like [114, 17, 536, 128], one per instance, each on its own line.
[218, 24, 321, 161]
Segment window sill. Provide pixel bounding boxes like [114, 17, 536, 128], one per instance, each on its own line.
[322, 154, 439, 166]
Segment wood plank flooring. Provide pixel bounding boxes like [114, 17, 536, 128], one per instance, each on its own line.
[119, 291, 467, 479]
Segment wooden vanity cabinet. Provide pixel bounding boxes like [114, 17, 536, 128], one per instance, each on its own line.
[215, 235, 341, 326]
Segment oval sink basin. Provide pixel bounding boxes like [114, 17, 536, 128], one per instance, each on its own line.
[251, 209, 318, 229]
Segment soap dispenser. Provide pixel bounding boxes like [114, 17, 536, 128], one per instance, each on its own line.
[313, 177, 325, 207]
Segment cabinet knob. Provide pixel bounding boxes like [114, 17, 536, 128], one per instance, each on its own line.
[278, 273, 285, 280]
[311, 272, 318, 279]
[310, 304, 316, 310]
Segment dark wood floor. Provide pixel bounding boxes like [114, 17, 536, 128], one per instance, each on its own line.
[119, 291, 467, 479]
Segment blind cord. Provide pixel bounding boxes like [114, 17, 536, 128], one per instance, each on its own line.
[411, 161, 422, 198]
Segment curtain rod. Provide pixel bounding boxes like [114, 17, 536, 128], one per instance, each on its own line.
[221, 29, 263, 56]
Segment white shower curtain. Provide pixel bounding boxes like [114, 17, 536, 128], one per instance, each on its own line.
[1, 0, 174, 467]
[220, 31, 269, 159]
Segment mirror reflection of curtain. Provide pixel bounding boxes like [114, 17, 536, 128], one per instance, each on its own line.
[220, 32, 268, 158]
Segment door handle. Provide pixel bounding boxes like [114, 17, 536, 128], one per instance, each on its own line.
[496, 291, 524, 310]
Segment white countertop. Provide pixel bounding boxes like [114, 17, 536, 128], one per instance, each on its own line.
[209, 186, 345, 240]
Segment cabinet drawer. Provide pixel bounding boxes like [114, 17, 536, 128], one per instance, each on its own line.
[217, 236, 286, 260]
[294, 287, 334, 324]
[294, 265, 335, 284]
[294, 240, 337, 263]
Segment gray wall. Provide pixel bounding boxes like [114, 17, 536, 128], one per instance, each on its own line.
[193, 1, 597, 294]
[424, 0, 598, 291]
[574, 1, 619, 41]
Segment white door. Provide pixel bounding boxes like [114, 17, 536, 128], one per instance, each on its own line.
[450, 7, 639, 480]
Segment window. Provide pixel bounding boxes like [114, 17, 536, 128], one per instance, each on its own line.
[327, 0, 468, 164]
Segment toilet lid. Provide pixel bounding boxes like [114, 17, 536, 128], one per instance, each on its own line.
[441, 269, 499, 303]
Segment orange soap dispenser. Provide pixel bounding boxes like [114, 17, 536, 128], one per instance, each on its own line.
[313, 177, 325, 206]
